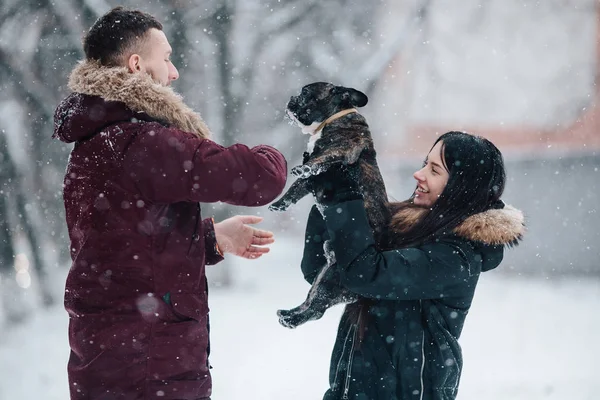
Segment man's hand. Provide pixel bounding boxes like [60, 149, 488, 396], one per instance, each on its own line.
[214, 215, 274, 259]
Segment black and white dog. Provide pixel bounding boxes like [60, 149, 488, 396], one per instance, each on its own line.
[269, 82, 390, 328]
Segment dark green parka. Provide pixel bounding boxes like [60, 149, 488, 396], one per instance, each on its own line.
[301, 200, 525, 400]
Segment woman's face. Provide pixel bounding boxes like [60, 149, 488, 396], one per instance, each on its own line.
[412, 141, 449, 207]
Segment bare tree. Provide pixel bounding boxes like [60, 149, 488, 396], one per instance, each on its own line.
[0, 0, 420, 298]
[0, 0, 96, 324]
[0, 131, 27, 323]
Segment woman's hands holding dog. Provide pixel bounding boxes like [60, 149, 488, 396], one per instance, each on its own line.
[311, 162, 362, 206]
[214, 216, 274, 259]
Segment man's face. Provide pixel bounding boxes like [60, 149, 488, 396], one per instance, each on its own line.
[133, 28, 179, 86]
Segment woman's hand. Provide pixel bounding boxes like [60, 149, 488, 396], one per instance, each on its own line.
[214, 215, 274, 259]
[311, 162, 362, 205]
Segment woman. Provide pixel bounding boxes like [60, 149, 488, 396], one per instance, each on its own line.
[302, 131, 525, 400]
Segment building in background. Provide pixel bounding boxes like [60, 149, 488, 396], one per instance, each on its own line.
[369, 0, 600, 275]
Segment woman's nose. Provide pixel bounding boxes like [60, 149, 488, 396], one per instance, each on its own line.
[413, 168, 425, 181]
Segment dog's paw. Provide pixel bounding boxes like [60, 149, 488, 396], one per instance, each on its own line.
[291, 165, 314, 178]
[277, 307, 324, 329]
[268, 201, 287, 212]
[277, 309, 297, 329]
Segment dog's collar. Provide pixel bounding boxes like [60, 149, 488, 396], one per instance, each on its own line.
[314, 108, 358, 134]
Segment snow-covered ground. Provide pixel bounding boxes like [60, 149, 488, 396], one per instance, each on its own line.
[1, 236, 599, 400]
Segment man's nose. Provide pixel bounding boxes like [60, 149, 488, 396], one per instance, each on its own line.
[170, 65, 179, 81]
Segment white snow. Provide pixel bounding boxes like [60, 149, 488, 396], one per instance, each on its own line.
[1, 236, 599, 399]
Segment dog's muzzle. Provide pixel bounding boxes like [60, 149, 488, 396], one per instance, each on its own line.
[284, 109, 298, 125]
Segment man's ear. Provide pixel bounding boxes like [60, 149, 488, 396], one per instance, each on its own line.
[127, 54, 143, 73]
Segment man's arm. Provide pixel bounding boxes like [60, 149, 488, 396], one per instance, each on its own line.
[123, 123, 287, 205]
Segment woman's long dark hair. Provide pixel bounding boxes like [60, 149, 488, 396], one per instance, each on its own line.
[350, 131, 507, 341]
[392, 131, 506, 247]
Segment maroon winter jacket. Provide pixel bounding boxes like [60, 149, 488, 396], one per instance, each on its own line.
[54, 62, 286, 400]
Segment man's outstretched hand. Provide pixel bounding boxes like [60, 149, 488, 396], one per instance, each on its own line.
[214, 216, 274, 259]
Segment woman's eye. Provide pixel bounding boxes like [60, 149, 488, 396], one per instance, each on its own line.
[431, 167, 438, 175]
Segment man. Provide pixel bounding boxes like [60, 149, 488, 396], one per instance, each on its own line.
[53, 6, 287, 400]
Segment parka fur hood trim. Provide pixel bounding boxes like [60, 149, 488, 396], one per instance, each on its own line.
[68, 60, 210, 139]
[389, 204, 525, 246]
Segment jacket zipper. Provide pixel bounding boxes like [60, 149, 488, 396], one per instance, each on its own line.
[333, 324, 353, 393]
[419, 300, 425, 400]
[188, 204, 202, 253]
[342, 323, 358, 399]
[205, 275, 211, 370]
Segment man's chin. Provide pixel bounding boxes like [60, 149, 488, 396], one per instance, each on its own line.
[147, 73, 168, 86]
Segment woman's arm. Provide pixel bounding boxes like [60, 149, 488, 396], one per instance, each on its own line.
[300, 205, 330, 284]
[322, 200, 480, 300]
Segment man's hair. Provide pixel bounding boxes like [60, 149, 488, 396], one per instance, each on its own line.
[83, 6, 163, 67]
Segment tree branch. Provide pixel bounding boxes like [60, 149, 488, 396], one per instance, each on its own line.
[356, 0, 433, 95]
[260, 0, 319, 37]
[0, 1, 23, 27]
[43, 0, 88, 53]
[79, 0, 110, 18]
[238, 1, 320, 109]
[0, 47, 57, 120]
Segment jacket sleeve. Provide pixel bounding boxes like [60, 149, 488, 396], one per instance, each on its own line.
[300, 205, 330, 284]
[322, 200, 480, 300]
[123, 123, 287, 205]
[202, 218, 224, 265]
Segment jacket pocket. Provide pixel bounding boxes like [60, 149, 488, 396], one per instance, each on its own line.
[169, 293, 209, 321]
[427, 334, 462, 394]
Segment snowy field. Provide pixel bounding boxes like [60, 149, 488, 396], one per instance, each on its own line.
[1, 236, 599, 400]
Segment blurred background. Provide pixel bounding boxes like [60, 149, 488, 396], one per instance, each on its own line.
[0, 0, 599, 399]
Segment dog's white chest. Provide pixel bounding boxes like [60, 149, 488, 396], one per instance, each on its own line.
[306, 131, 322, 154]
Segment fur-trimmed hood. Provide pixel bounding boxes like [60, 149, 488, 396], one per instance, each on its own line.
[55, 59, 210, 142]
[389, 204, 525, 247]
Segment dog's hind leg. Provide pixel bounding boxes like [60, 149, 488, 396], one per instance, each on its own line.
[277, 263, 334, 328]
[277, 256, 357, 328]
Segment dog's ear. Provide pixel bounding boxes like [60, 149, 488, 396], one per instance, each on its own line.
[333, 86, 368, 108]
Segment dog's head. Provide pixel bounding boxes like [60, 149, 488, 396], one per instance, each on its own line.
[286, 82, 368, 134]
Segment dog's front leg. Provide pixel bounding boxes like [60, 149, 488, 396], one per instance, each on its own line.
[268, 178, 311, 212]
[292, 145, 367, 178]
[291, 156, 345, 179]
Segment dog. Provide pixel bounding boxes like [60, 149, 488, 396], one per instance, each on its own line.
[269, 82, 390, 328]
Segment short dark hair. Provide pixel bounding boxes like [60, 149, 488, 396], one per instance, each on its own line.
[392, 131, 507, 247]
[83, 6, 163, 66]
